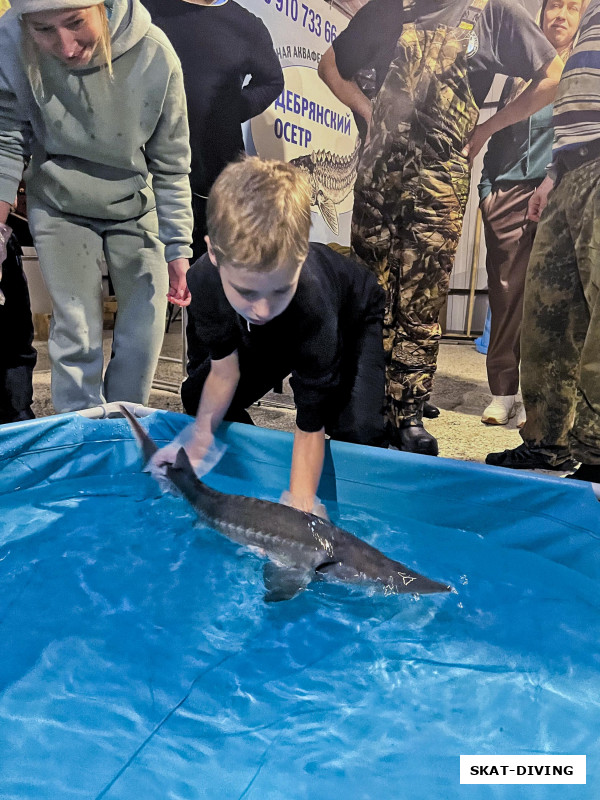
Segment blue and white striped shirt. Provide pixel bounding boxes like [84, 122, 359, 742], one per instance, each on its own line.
[553, 0, 600, 154]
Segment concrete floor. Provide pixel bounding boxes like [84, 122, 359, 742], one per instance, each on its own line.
[31, 318, 523, 465]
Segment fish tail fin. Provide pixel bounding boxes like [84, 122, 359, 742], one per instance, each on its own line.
[316, 192, 339, 235]
[119, 404, 158, 465]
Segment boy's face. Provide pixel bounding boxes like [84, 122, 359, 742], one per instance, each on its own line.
[206, 237, 303, 326]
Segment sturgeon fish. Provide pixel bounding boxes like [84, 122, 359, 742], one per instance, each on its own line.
[290, 138, 362, 236]
[121, 407, 451, 602]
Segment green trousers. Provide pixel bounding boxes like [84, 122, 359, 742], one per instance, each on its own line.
[520, 158, 600, 465]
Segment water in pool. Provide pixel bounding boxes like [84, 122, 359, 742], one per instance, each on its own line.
[0, 471, 597, 799]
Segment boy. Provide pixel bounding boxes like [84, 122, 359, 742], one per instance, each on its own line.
[153, 158, 386, 515]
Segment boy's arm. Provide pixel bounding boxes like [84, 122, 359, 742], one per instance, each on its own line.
[286, 426, 326, 514]
[152, 351, 240, 471]
[185, 351, 240, 466]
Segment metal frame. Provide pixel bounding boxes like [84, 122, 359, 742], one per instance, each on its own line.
[443, 207, 483, 341]
[150, 306, 294, 411]
[151, 307, 188, 394]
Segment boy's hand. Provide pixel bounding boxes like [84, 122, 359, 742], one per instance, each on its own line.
[147, 428, 224, 482]
[147, 442, 182, 481]
[280, 490, 329, 521]
[167, 257, 191, 307]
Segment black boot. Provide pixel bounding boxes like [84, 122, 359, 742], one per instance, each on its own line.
[486, 442, 577, 471]
[423, 402, 440, 419]
[566, 464, 600, 483]
[397, 409, 439, 456]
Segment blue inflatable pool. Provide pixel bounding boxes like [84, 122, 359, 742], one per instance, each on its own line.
[0, 411, 598, 799]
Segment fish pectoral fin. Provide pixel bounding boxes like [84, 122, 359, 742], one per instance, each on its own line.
[316, 561, 359, 581]
[316, 192, 339, 235]
[262, 562, 313, 603]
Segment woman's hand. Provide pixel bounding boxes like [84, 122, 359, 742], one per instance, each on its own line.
[167, 257, 191, 307]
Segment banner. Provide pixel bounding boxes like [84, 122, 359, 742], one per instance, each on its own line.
[239, 0, 358, 246]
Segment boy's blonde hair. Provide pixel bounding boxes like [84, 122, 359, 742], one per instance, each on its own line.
[21, 3, 113, 94]
[207, 157, 311, 272]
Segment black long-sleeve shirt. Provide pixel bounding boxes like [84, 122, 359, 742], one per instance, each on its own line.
[186, 243, 385, 432]
[143, 0, 284, 196]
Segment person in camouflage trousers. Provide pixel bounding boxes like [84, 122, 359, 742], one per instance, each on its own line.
[487, 0, 600, 487]
[319, 0, 561, 455]
[351, 24, 475, 455]
[487, 155, 600, 478]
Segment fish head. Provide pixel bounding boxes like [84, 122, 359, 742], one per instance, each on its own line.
[288, 155, 318, 203]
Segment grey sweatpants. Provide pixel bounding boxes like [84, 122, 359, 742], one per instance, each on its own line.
[28, 197, 168, 412]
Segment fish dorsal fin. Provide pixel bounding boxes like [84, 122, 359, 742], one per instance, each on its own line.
[316, 192, 339, 235]
[263, 562, 313, 603]
[173, 446, 193, 473]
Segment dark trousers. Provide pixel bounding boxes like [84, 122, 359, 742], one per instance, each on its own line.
[0, 233, 37, 424]
[191, 194, 209, 262]
[481, 181, 538, 396]
[181, 321, 386, 448]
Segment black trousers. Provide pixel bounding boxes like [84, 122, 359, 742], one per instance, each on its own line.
[181, 319, 386, 448]
[191, 194, 209, 262]
[0, 231, 37, 424]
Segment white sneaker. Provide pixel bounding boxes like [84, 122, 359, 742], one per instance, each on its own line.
[513, 392, 526, 428]
[481, 395, 517, 425]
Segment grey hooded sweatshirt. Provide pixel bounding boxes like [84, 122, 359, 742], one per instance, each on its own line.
[0, 0, 192, 261]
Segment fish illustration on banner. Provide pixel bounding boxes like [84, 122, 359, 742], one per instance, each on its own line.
[290, 138, 361, 235]
[249, 55, 359, 245]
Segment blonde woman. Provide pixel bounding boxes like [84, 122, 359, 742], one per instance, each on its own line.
[0, 0, 193, 412]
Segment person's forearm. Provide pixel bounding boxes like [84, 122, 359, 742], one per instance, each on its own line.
[0, 200, 12, 225]
[241, 78, 283, 121]
[288, 426, 326, 511]
[240, 55, 284, 121]
[318, 47, 372, 124]
[463, 56, 563, 164]
[485, 55, 563, 139]
[194, 357, 240, 437]
[145, 69, 194, 262]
